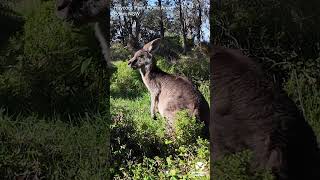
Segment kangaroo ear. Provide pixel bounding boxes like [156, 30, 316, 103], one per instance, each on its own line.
[143, 38, 161, 53]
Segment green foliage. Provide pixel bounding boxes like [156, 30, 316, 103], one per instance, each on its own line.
[124, 139, 210, 180]
[157, 47, 210, 83]
[174, 110, 205, 145]
[110, 93, 167, 178]
[111, 43, 131, 62]
[0, 1, 108, 117]
[0, 0, 24, 46]
[213, 151, 274, 180]
[111, 61, 146, 98]
[199, 80, 210, 103]
[213, 0, 320, 87]
[156, 36, 184, 60]
[0, 111, 110, 179]
[213, 0, 320, 146]
[285, 70, 320, 136]
[110, 57, 210, 179]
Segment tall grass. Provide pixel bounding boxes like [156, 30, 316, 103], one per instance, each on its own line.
[285, 70, 320, 137]
[0, 111, 110, 179]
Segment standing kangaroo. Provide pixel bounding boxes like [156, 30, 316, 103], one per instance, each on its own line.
[128, 38, 209, 137]
[210, 46, 320, 180]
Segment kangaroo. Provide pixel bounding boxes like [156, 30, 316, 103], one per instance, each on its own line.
[210, 46, 320, 180]
[128, 38, 209, 137]
[55, 0, 111, 67]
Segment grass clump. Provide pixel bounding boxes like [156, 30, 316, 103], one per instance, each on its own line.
[213, 151, 274, 180]
[0, 111, 110, 179]
[174, 110, 205, 145]
[111, 61, 146, 98]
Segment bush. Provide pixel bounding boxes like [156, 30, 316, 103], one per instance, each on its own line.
[157, 47, 210, 83]
[174, 110, 205, 145]
[114, 138, 210, 179]
[213, 151, 274, 180]
[0, 0, 24, 46]
[0, 1, 108, 117]
[110, 43, 131, 62]
[110, 93, 166, 178]
[111, 61, 146, 98]
[285, 70, 320, 136]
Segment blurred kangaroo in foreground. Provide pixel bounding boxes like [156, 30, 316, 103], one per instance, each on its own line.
[128, 38, 209, 137]
[209, 46, 320, 180]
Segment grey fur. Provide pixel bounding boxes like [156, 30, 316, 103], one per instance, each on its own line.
[128, 38, 209, 137]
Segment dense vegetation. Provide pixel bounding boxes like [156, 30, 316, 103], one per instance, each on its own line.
[0, 0, 319, 179]
[109, 45, 275, 179]
[0, 0, 108, 117]
[0, 0, 110, 179]
[109, 0, 320, 179]
[110, 1, 213, 177]
[110, 48, 211, 179]
[212, 0, 320, 134]
[210, 0, 320, 178]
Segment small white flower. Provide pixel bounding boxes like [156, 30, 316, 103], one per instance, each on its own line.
[195, 162, 204, 170]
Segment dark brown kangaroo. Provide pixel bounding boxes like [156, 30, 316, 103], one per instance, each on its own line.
[128, 38, 209, 137]
[210, 46, 320, 180]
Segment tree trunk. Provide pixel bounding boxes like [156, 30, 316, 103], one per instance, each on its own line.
[178, 0, 187, 54]
[217, 0, 221, 9]
[158, 0, 165, 37]
[197, 0, 202, 42]
[210, 0, 215, 44]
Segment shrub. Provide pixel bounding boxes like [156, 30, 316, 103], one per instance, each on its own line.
[110, 43, 131, 62]
[285, 69, 320, 136]
[199, 80, 210, 103]
[111, 61, 146, 98]
[213, 151, 274, 180]
[0, 1, 108, 117]
[174, 110, 205, 145]
[156, 47, 210, 83]
[114, 138, 210, 179]
[0, 0, 24, 46]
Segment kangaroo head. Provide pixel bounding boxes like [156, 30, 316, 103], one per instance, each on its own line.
[128, 38, 161, 69]
[55, 0, 108, 25]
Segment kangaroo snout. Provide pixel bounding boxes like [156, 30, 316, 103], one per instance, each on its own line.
[128, 58, 138, 69]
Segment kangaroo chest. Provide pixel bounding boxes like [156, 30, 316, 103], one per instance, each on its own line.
[140, 70, 161, 92]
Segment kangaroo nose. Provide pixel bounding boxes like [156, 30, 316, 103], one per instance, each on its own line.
[128, 59, 137, 67]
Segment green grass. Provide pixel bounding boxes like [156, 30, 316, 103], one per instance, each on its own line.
[1, 55, 318, 179]
[0, 111, 110, 179]
[110, 60, 210, 179]
[109, 57, 320, 179]
[285, 70, 320, 136]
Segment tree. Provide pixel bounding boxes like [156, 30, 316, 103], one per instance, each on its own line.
[158, 0, 165, 37]
[177, 0, 187, 53]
